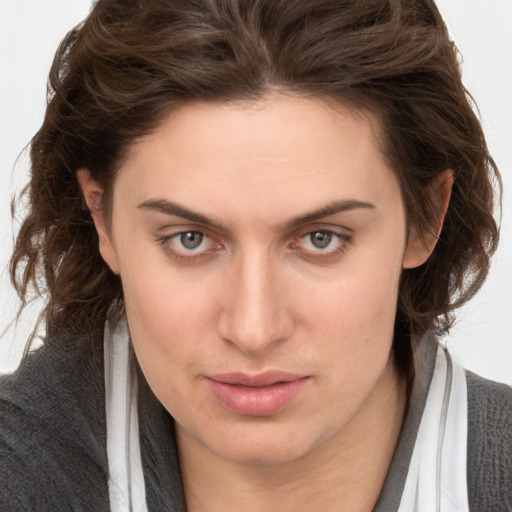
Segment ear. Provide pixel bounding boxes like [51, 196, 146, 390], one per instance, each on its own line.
[76, 169, 120, 275]
[403, 170, 454, 269]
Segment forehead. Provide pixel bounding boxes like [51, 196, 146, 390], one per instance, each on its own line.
[114, 94, 400, 224]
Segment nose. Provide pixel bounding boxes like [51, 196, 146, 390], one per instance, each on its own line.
[217, 250, 294, 354]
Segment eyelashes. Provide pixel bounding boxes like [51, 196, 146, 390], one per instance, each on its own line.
[158, 227, 352, 264]
[295, 230, 350, 254]
[158, 230, 221, 262]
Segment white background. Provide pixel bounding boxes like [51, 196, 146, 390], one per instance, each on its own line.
[0, 0, 511, 383]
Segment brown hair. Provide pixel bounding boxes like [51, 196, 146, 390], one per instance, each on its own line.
[10, 0, 500, 352]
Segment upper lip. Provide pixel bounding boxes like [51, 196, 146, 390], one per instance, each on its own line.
[206, 371, 308, 387]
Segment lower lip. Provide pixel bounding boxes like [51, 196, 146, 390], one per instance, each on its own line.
[205, 377, 310, 416]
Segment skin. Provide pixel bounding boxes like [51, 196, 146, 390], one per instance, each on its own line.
[79, 94, 451, 511]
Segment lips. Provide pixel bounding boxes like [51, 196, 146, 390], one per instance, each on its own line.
[205, 371, 310, 416]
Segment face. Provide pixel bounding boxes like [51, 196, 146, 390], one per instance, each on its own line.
[84, 95, 433, 466]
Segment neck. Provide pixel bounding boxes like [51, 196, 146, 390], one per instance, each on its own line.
[178, 358, 407, 512]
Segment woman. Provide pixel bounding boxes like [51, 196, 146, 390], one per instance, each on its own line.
[1, 0, 511, 510]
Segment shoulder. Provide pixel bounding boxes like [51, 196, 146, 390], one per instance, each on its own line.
[0, 328, 110, 511]
[466, 371, 512, 511]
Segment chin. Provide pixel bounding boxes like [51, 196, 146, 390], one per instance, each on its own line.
[216, 441, 311, 466]
[190, 419, 330, 467]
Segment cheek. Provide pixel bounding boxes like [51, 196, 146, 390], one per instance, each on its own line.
[292, 234, 404, 389]
[124, 267, 217, 336]
[118, 257, 221, 384]
[298, 277, 398, 378]
[119, 268, 217, 417]
[300, 249, 403, 337]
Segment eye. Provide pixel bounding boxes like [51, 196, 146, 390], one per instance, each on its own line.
[179, 231, 207, 251]
[160, 229, 217, 258]
[298, 230, 346, 252]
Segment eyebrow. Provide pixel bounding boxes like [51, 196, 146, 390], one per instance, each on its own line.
[285, 199, 376, 230]
[137, 199, 229, 230]
[137, 198, 375, 231]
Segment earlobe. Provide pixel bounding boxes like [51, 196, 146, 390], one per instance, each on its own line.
[76, 169, 120, 275]
[403, 170, 454, 269]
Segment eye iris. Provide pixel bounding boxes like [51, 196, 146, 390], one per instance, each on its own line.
[311, 231, 332, 249]
[180, 231, 203, 249]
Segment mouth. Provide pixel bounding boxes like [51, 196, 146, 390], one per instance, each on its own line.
[205, 371, 310, 416]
